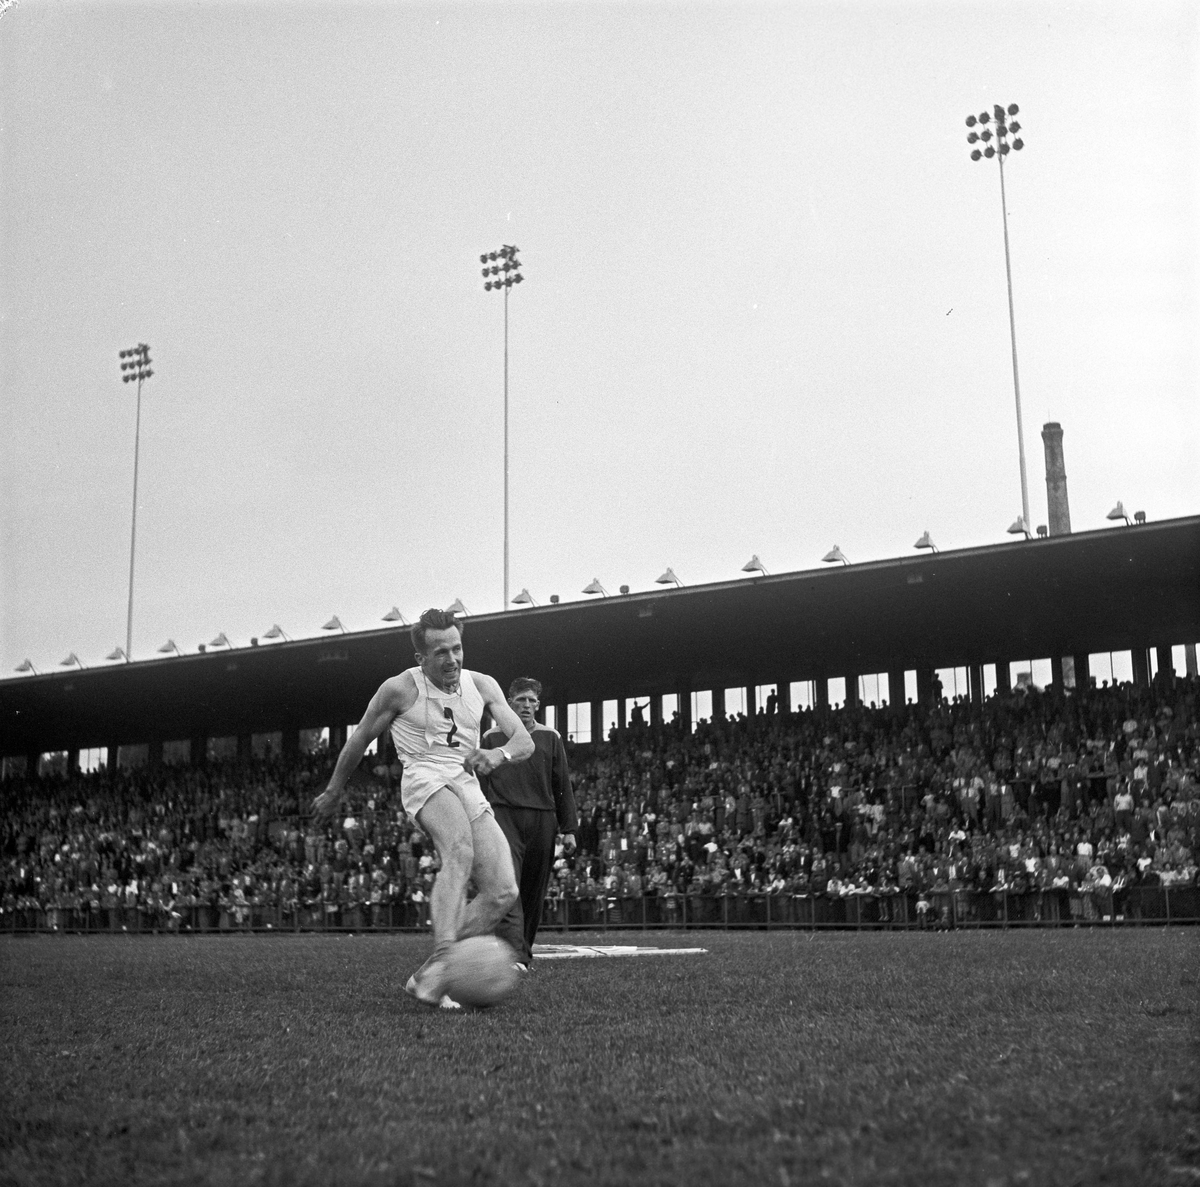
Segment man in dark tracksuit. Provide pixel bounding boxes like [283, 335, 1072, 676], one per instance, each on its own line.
[482, 677, 578, 969]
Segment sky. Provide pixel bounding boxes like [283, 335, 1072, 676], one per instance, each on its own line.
[2, 0, 1197, 679]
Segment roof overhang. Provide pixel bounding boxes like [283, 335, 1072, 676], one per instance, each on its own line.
[2, 516, 1197, 755]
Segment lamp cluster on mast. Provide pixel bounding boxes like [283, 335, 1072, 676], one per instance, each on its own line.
[480, 244, 524, 609]
[481, 245, 523, 290]
[117, 343, 154, 662]
[965, 103, 1024, 160]
[964, 102, 1030, 533]
[119, 343, 153, 384]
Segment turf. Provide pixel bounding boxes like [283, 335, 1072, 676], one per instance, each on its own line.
[1, 931, 1197, 1187]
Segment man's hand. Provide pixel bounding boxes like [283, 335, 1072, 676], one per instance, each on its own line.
[463, 748, 507, 777]
[310, 787, 342, 825]
[561, 833, 577, 855]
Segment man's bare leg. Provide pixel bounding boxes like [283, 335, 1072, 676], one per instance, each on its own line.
[457, 809, 519, 940]
[408, 787, 475, 1002]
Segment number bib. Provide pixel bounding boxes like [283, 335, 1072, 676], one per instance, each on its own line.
[390, 667, 485, 768]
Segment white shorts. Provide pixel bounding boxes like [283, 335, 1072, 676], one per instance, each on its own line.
[401, 763, 494, 825]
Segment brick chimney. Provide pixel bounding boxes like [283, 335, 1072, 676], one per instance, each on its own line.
[1041, 422, 1071, 536]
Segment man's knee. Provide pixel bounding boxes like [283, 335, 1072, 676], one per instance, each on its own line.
[498, 876, 519, 914]
[440, 832, 474, 875]
[425, 817, 473, 878]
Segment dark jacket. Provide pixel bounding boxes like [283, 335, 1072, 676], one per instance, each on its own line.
[482, 724, 579, 833]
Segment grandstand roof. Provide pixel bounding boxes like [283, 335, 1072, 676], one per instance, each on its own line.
[2, 516, 1198, 756]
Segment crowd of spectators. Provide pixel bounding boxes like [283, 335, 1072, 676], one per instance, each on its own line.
[2, 674, 1198, 930]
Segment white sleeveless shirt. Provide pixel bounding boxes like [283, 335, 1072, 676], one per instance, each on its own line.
[390, 667, 485, 772]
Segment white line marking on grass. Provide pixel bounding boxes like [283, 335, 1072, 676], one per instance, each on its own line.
[531, 944, 707, 959]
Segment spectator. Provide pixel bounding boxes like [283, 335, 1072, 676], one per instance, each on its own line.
[2, 677, 1197, 930]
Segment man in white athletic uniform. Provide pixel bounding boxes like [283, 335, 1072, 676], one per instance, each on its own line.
[311, 609, 532, 1008]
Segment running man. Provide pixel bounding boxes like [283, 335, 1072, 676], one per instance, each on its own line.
[311, 608, 531, 1008]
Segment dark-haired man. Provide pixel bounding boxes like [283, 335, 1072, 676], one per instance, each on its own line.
[482, 678, 577, 969]
[312, 609, 532, 1008]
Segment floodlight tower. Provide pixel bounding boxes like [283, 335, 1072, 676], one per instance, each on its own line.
[480, 245, 523, 609]
[118, 343, 153, 662]
[965, 104, 1029, 533]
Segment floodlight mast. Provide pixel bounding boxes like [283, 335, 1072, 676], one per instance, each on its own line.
[480, 245, 524, 609]
[118, 343, 153, 662]
[966, 104, 1029, 533]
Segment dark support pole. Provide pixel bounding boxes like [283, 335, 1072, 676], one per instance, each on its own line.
[107, 741, 122, 772]
[968, 664, 984, 704]
[713, 687, 726, 719]
[591, 701, 605, 745]
[617, 698, 627, 737]
[1073, 653, 1091, 690]
[995, 662, 1011, 694]
[1185, 644, 1198, 679]
[1131, 647, 1151, 688]
[744, 684, 755, 718]
[1155, 644, 1174, 684]
[1050, 655, 1064, 691]
[676, 689, 691, 732]
[776, 680, 791, 715]
[554, 699, 568, 739]
[237, 733, 252, 764]
[888, 668, 907, 713]
[650, 696, 663, 729]
[916, 668, 933, 707]
[815, 679, 829, 711]
[844, 675, 859, 710]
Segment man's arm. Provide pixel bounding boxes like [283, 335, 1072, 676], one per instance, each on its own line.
[463, 673, 534, 776]
[552, 731, 579, 837]
[311, 672, 416, 822]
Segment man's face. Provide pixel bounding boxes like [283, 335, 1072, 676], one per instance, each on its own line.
[509, 688, 540, 729]
[417, 627, 463, 690]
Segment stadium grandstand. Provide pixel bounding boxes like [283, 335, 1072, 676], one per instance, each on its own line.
[1, 512, 1197, 771]
[2, 514, 1197, 933]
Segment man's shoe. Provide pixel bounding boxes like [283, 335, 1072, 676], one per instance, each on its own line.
[405, 963, 459, 1009]
[403, 974, 458, 1008]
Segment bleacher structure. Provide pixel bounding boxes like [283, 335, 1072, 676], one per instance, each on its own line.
[1, 515, 1197, 772]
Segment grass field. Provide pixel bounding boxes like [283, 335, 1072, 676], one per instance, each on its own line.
[1, 930, 1197, 1187]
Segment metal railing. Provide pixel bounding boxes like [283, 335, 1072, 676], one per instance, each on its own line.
[3, 885, 1196, 934]
[539, 885, 1198, 930]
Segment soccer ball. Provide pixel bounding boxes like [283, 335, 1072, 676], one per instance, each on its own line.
[441, 936, 520, 1008]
